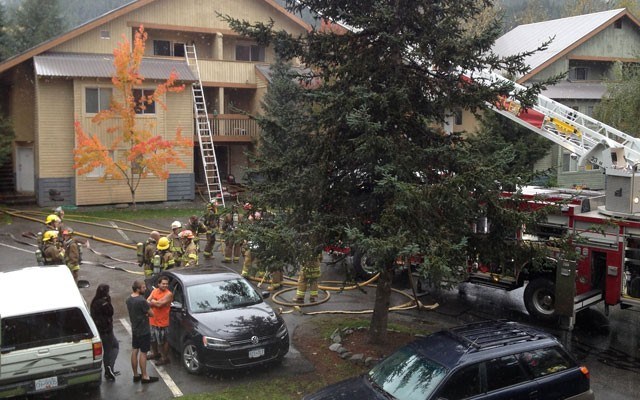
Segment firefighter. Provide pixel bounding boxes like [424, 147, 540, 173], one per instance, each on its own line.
[152, 237, 175, 275]
[44, 214, 61, 232]
[295, 253, 322, 304]
[184, 215, 207, 251]
[54, 206, 65, 234]
[61, 228, 81, 283]
[222, 205, 244, 263]
[202, 201, 219, 259]
[241, 208, 262, 277]
[138, 231, 161, 277]
[180, 230, 198, 267]
[42, 230, 65, 265]
[167, 220, 184, 267]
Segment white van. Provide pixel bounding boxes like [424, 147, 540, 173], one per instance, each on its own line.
[0, 266, 103, 398]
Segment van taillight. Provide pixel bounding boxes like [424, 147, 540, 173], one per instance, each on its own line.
[93, 342, 103, 359]
[579, 366, 590, 379]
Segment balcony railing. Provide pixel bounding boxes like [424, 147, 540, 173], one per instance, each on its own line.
[208, 114, 260, 139]
[197, 59, 258, 85]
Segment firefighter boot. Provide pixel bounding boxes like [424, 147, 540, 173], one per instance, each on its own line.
[267, 270, 283, 291]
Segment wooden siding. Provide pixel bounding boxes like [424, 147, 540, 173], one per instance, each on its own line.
[166, 87, 194, 174]
[37, 177, 74, 207]
[76, 175, 167, 205]
[36, 78, 74, 178]
[11, 64, 36, 142]
[198, 59, 258, 85]
[570, 19, 640, 59]
[52, 19, 133, 54]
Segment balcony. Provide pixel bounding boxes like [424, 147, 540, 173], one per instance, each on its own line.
[197, 59, 259, 85]
[199, 114, 259, 143]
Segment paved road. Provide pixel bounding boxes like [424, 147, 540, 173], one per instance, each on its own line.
[1, 209, 639, 399]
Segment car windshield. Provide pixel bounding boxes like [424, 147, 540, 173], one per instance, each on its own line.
[186, 278, 263, 313]
[368, 347, 447, 400]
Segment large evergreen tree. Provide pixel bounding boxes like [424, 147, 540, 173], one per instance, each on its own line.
[226, 0, 557, 343]
[8, 0, 66, 54]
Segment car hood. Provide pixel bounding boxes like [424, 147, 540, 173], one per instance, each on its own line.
[303, 375, 385, 400]
[193, 303, 282, 339]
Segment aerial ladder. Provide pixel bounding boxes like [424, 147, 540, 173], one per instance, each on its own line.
[185, 44, 225, 207]
[470, 69, 640, 216]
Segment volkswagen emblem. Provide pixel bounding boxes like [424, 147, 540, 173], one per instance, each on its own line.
[251, 335, 259, 345]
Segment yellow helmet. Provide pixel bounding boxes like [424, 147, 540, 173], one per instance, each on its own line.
[157, 237, 170, 250]
[43, 230, 58, 242]
[45, 214, 60, 225]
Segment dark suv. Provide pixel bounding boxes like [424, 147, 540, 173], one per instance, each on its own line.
[303, 320, 594, 400]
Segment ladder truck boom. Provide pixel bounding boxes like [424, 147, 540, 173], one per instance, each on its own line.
[469, 69, 640, 216]
[471, 69, 640, 172]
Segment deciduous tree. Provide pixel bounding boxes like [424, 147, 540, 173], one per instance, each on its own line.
[226, 0, 555, 344]
[73, 26, 191, 207]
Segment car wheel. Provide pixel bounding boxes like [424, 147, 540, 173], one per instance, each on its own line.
[182, 340, 203, 375]
[351, 249, 376, 280]
[524, 278, 557, 322]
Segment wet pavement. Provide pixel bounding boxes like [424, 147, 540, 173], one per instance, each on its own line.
[1, 206, 639, 399]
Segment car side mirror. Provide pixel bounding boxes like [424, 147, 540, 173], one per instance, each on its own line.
[261, 291, 270, 299]
[171, 301, 183, 310]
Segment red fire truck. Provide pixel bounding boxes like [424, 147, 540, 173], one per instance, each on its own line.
[463, 70, 640, 326]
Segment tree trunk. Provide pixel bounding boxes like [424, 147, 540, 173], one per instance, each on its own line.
[368, 264, 393, 344]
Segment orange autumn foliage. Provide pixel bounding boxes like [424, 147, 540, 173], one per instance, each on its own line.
[73, 26, 192, 205]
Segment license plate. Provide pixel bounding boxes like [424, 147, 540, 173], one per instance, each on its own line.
[34, 376, 58, 391]
[248, 348, 265, 358]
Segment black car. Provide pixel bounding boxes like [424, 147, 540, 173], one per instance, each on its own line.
[162, 266, 289, 374]
[304, 320, 594, 400]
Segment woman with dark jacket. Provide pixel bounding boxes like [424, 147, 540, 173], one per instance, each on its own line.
[90, 284, 120, 381]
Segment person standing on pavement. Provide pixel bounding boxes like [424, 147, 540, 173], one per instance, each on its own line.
[295, 252, 323, 304]
[179, 230, 199, 267]
[140, 231, 161, 278]
[167, 221, 184, 267]
[202, 200, 219, 259]
[222, 204, 244, 263]
[184, 215, 207, 252]
[61, 228, 81, 283]
[146, 275, 173, 366]
[42, 230, 65, 265]
[125, 280, 159, 384]
[90, 284, 120, 381]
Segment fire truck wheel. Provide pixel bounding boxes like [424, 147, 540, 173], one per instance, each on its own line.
[523, 278, 557, 322]
[351, 249, 376, 280]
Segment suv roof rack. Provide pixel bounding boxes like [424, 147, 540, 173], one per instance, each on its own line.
[448, 320, 545, 352]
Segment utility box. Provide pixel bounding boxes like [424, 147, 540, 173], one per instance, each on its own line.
[605, 170, 640, 214]
[555, 258, 577, 318]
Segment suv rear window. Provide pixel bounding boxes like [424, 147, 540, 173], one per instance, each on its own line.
[1, 308, 93, 352]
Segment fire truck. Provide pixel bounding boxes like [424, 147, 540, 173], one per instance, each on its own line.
[462, 70, 640, 326]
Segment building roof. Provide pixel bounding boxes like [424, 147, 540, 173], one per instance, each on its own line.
[492, 8, 639, 83]
[0, 0, 312, 76]
[34, 52, 196, 81]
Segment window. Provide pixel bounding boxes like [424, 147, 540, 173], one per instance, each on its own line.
[517, 347, 573, 378]
[86, 150, 114, 178]
[85, 87, 112, 113]
[153, 40, 171, 56]
[133, 89, 156, 114]
[615, 19, 623, 29]
[572, 67, 588, 81]
[1, 308, 93, 352]
[485, 355, 529, 392]
[173, 42, 185, 57]
[235, 44, 265, 61]
[454, 108, 463, 125]
[438, 364, 482, 399]
[100, 30, 110, 39]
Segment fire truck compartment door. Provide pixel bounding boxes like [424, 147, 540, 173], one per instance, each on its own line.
[555, 259, 577, 317]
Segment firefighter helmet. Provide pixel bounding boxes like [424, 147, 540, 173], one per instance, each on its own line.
[62, 228, 74, 236]
[43, 230, 58, 241]
[171, 220, 182, 230]
[180, 230, 194, 239]
[45, 214, 60, 225]
[243, 202, 253, 211]
[157, 237, 170, 250]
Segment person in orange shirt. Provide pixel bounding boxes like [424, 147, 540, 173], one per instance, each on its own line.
[146, 275, 173, 365]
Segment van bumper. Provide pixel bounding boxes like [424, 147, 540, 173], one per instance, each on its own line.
[0, 365, 102, 398]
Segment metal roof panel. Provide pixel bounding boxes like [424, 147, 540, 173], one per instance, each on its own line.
[34, 52, 197, 81]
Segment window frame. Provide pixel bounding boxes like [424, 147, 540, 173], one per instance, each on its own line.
[235, 43, 265, 62]
[153, 39, 171, 56]
[85, 87, 113, 114]
[133, 88, 156, 115]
